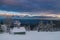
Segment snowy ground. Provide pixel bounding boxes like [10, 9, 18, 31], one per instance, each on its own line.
[0, 31, 60, 40]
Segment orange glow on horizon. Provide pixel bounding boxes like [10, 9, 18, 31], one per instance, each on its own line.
[0, 10, 60, 18]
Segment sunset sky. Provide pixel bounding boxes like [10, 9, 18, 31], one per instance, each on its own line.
[0, 0, 60, 15]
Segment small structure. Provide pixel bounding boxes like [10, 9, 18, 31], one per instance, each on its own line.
[10, 27, 26, 34]
[10, 21, 26, 34]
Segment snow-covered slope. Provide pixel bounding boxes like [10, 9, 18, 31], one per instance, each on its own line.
[0, 31, 60, 40]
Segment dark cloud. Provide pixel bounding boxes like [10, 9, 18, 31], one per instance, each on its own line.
[0, 0, 60, 13]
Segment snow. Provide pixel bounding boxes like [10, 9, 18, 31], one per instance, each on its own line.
[0, 31, 60, 40]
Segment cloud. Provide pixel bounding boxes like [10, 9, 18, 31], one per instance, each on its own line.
[0, 0, 60, 12]
[0, 10, 60, 18]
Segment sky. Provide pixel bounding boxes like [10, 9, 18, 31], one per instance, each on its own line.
[0, 0, 60, 14]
